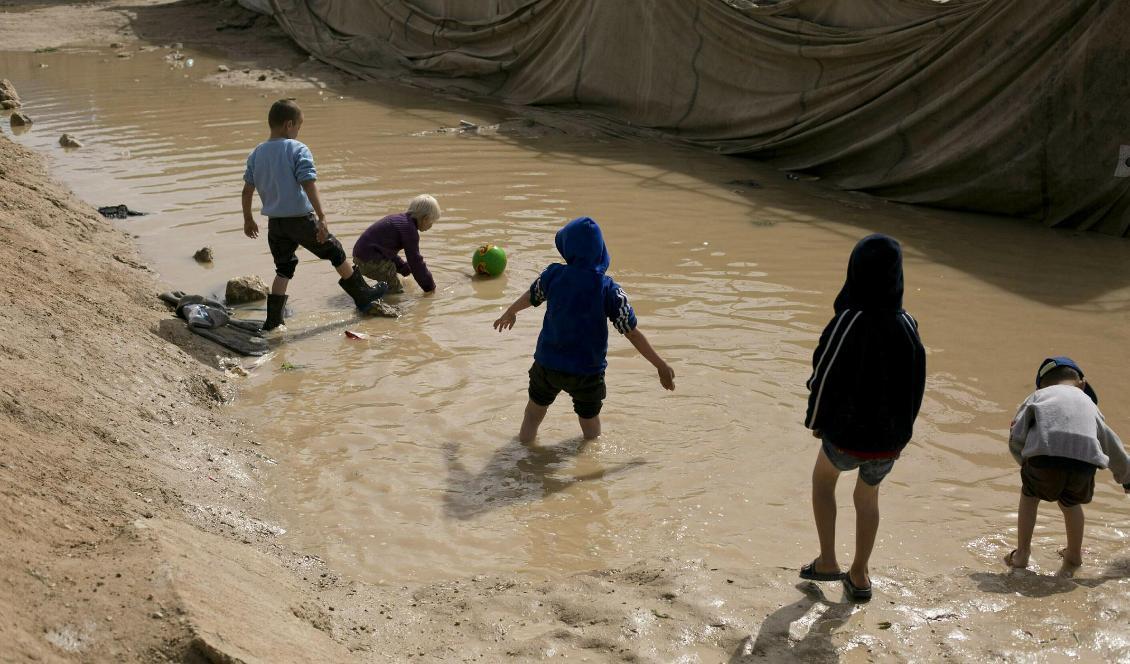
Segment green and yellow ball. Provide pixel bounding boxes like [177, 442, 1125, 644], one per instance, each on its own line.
[472, 244, 507, 276]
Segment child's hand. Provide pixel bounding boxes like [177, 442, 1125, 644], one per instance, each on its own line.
[243, 218, 259, 239]
[315, 217, 329, 244]
[493, 311, 517, 332]
[657, 363, 675, 391]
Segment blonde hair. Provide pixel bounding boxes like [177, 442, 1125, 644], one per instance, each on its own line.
[407, 194, 441, 231]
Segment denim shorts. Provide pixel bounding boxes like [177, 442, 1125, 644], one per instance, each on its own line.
[822, 438, 896, 486]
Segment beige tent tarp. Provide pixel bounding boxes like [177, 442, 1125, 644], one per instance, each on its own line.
[267, 0, 1130, 234]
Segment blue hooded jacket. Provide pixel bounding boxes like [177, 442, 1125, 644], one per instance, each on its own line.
[805, 234, 926, 457]
[529, 217, 637, 375]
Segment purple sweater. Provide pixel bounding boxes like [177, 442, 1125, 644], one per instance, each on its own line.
[352, 212, 435, 292]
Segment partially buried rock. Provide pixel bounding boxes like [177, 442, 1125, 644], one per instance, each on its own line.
[1, 100, 17, 110]
[225, 275, 268, 304]
[59, 133, 83, 148]
[0, 79, 20, 108]
[9, 112, 32, 127]
[193, 246, 214, 263]
[217, 64, 230, 72]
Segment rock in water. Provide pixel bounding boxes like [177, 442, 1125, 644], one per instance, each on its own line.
[59, 133, 83, 148]
[225, 275, 269, 304]
[10, 112, 32, 128]
[193, 247, 214, 263]
[0, 79, 20, 108]
[1, 100, 17, 110]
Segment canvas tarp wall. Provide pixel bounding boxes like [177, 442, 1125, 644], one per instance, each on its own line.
[266, 0, 1130, 235]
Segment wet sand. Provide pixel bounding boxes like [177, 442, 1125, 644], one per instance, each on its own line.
[4, 15, 1130, 661]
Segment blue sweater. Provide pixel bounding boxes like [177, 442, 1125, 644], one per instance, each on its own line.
[529, 217, 637, 376]
[243, 138, 316, 218]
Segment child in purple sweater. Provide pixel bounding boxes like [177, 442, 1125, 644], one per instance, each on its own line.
[352, 195, 439, 295]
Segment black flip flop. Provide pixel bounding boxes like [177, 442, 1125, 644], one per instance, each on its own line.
[799, 560, 846, 582]
[843, 574, 872, 602]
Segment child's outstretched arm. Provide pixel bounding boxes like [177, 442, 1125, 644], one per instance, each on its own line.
[1096, 418, 1130, 494]
[493, 291, 532, 332]
[625, 327, 675, 391]
[241, 182, 258, 238]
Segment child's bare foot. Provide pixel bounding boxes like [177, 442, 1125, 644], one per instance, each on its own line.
[1004, 548, 1030, 569]
[1055, 548, 1083, 577]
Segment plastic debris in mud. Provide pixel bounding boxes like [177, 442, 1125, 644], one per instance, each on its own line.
[344, 330, 368, 340]
[97, 204, 145, 219]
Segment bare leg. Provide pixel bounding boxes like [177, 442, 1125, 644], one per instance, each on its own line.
[1057, 502, 1084, 570]
[849, 477, 880, 589]
[811, 448, 842, 575]
[579, 415, 601, 440]
[335, 262, 354, 279]
[271, 275, 290, 296]
[1008, 493, 1040, 568]
[519, 401, 548, 444]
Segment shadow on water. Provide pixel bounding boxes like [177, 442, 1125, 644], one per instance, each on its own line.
[442, 437, 645, 520]
[968, 556, 1130, 598]
[730, 582, 854, 663]
[123, 2, 1130, 309]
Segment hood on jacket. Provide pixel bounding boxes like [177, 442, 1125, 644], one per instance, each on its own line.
[555, 217, 610, 273]
[833, 234, 904, 312]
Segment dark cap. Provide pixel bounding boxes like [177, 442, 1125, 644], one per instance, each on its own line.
[1037, 356, 1098, 404]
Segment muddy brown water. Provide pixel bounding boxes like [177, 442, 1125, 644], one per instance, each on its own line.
[5, 46, 1130, 658]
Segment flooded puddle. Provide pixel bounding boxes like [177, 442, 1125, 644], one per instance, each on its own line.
[5, 46, 1130, 647]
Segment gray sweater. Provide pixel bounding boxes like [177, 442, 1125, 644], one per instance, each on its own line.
[1009, 385, 1130, 486]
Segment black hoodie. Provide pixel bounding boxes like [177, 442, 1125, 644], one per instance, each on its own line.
[804, 234, 926, 458]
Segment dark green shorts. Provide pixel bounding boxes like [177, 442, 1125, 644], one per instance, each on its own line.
[528, 361, 606, 419]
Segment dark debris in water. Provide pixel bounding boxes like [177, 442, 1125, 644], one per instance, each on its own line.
[97, 204, 146, 219]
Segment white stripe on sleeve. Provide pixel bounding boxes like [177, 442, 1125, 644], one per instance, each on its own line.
[805, 310, 862, 429]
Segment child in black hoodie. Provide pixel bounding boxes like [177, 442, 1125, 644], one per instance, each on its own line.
[800, 234, 926, 602]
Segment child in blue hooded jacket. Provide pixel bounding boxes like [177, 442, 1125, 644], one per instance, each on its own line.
[493, 217, 675, 442]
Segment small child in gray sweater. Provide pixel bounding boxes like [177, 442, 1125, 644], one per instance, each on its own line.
[1006, 356, 1130, 576]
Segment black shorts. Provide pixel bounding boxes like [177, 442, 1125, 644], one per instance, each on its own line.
[1021, 455, 1097, 507]
[267, 213, 346, 279]
[527, 361, 606, 419]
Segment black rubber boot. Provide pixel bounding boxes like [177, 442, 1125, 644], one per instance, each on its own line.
[262, 294, 287, 331]
[338, 269, 388, 311]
